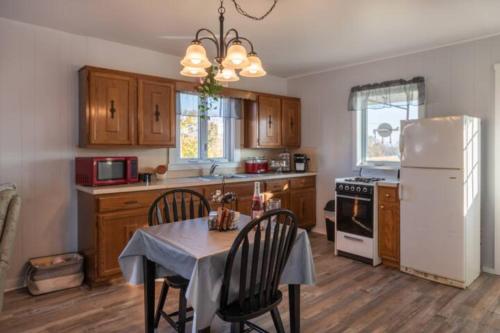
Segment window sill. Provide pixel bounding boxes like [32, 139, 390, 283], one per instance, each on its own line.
[354, 164, 401, 172]
[168, 161, 241, 171]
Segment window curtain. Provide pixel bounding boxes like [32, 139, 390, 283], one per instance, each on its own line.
[347, 77, 425, 112]
[176, 92, 242, 119]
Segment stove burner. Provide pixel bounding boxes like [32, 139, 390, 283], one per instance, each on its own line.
[343, 177, 385, 183]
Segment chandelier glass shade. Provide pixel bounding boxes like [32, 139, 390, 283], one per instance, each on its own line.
[180, 66, 209, 78]
[179, 0, 267, 82]
[180, 42, 212, 68]
[215, 68, 240, 82]
[240, 53, 266, 77]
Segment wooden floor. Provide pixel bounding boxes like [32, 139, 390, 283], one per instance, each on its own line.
[1, 233, 500, 333]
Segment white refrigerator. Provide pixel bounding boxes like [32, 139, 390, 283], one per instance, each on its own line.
[399, 115, 481, 288]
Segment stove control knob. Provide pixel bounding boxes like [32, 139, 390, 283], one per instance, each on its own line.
[338, 185, 343, 190]
[350, 186, 355, 191]
[362, 187, 368, 193]
[356, 186, 361, 192]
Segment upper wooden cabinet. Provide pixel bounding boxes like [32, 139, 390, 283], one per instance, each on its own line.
[83, 70, 137, 145]
[258, 95, 282, 148]
[282, 98, 301, 148]
[138, 79, 176, 146]
[244, 94, 301, 149]
[79, 66, 176, 148]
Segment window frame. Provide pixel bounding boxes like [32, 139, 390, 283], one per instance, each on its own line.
[171, 94, 237, 166]
[352, 95, 425, 170]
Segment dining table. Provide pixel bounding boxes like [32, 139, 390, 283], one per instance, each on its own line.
[119, 214, 316, 333]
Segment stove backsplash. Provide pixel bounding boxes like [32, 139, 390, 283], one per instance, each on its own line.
[358, 167, 399, 180]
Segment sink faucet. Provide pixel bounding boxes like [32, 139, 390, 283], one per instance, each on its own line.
[209, 160, 219, 176]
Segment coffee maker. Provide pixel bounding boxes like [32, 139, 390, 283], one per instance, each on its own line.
[293, 154, 309, 173]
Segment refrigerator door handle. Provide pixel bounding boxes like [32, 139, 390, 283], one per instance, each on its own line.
[399, 132, 405, 156]
[398, 184, 403, 201]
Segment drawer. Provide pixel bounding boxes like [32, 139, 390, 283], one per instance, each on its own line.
[378, 186, 398, 203]
[224, 182, 255, 196]
[97, 191, 161, 213]
[337, 231, 374, 259]
[290, 176, 315, 189]
[265, 179, 289, 193]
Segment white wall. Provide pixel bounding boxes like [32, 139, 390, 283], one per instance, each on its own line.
[288, 35, 500, 270]
[0, 17, 287, 289]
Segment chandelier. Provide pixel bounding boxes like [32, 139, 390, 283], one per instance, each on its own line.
[180, 0, 276, 82]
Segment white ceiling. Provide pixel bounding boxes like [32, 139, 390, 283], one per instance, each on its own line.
[2, 0, 500, 78]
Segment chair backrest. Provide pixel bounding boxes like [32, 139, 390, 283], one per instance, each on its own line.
[148, 188, 211, 226]
[220, 209, 298, 313]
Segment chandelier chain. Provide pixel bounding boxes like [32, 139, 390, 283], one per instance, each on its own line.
[230, 0, 277, 21]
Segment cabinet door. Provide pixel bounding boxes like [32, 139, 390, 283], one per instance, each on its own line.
[89, 71, 136, 145]
[258, 96, 282, 147]
[236, 194, 254, 216]
[138, 79, 176, 146]
[97, 210, 147, 277]
[224, 182, 254, 215]
[267, 191, 290, 210]
[378, 202, 400, 267]
[290, 188, 316, 229]
[282, 98, 301, 148]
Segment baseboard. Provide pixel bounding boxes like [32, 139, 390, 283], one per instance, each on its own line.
[4, 277, 25, 292]
[482, 266, 500, 275]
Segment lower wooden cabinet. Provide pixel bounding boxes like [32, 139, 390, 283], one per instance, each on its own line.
[78, 176, 316, 285]
[378, 186, 400, 268]
[290, 187, 316, 230]
[97, 210, 148, 277]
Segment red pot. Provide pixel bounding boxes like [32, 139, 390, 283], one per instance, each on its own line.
[245, 158, 269, 174]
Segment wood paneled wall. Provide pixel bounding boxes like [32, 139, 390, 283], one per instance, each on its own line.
[0, 17, 287, 289]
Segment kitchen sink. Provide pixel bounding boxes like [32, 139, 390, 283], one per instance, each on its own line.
[196, 174, 250, 181]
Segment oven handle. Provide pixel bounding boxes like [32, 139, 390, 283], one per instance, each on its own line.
[336, 194, 372, 202]
[343, 234, 364, 242]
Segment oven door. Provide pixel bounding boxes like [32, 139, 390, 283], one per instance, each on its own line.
[336, 192, 374, 238]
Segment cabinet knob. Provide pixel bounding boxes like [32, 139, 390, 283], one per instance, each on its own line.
[385, 193, 390, 198]
[380, 205, 385, 209]
[154, 104, 160, 122]
[109, 100, 116, 119]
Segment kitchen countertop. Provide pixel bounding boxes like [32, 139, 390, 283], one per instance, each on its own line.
[377, 180, 400, 188]
[76, 172, 317, 195]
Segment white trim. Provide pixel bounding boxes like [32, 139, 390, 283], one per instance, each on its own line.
[352, 90, 425, 170]
[287, 31, 500, 80]
[482, 266, 497, 275]
[168, 161, 241, 171]
[492, 64, 500, 275]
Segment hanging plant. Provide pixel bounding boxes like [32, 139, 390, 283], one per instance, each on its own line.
[197, 66, 223, 120]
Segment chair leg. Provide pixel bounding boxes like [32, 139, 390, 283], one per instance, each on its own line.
[154, 281, 169, 328]
[270, 308, 285, 333]
[178, 287, 187, 333]
[230, 322, 244, 333]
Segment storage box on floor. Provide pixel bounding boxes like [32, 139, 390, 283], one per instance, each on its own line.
[26, 253, 84, 295]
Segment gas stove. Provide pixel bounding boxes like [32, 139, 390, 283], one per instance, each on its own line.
[344, 177, 385, 183]
[334, 169, 399, 266]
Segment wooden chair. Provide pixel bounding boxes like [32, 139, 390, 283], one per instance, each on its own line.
[217, 209, 299, 333]
[148, 188, 211, 333]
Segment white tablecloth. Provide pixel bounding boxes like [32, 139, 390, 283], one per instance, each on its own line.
[119, 216, 316, 331]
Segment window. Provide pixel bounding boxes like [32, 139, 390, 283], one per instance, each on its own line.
[176, 92, 238, 163]
[350, 77, 425, 166]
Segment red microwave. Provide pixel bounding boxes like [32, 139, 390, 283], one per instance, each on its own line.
[75, 156, 139, 186]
